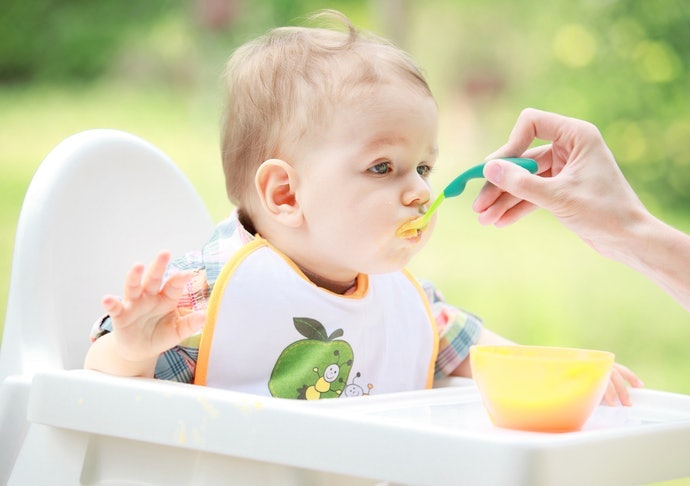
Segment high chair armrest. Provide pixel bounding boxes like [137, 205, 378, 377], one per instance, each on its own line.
[24, 370, 512, 484]
[24, 369, 690, 486]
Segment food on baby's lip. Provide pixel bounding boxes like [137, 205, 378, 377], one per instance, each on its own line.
[470, 345, 615, 432]
[396, 219, 425, 239]
[398, 228, 419, 239]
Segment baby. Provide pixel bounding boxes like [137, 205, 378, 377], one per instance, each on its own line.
[84, 10, 641, 403]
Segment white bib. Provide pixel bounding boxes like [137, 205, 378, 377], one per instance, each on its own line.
[195, 239, 438, 399]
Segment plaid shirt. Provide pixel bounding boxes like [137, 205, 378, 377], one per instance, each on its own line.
[91, 210, 483, 383]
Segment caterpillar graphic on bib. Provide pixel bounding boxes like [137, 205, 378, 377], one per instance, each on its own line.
[268, 317, 356, 400]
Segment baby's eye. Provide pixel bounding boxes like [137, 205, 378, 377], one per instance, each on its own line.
[417, 164, 433, 177]
[369, 161, 392, 175]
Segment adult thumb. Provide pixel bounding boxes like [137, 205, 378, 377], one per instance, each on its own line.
[483, 159, 552, 208]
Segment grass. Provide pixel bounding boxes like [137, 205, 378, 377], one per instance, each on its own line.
[1, 82, 689, 401]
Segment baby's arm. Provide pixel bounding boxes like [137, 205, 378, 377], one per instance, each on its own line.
[83, 251, 206, 377]
[449, 328, 513, 378]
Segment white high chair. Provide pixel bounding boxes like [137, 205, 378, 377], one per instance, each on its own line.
[3, 130, 690, 486]
[0, 129, 214, 483]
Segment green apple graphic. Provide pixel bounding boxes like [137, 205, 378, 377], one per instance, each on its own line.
[268, 317, 354, 399]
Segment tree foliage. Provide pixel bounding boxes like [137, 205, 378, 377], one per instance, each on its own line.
[2, 0, 688, 207]
[0, 0, 183, 82]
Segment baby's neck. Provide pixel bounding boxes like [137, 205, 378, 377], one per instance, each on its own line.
[238, 209, 258, 235]
[299, 266, 358, 295]
[245, 209, 359, 295]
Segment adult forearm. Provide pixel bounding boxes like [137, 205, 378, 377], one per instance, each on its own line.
[613, 213, 690, 312]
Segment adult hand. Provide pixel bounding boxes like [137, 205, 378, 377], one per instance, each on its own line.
[473, 108, 648, 261]
[474, 108, 690, 312]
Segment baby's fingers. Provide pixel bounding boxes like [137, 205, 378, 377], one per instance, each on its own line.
[153, 310, 206, 353]
[141, 251, 172, 296]
[602, 364, 644, 407]
[160, 271, 195, 302]
[613, 363, 644, 389]
[123, 263, 146, 301]
[604, 370, 631, 407]
[102, 295, 124, 317]
[176, 311, 206, 340]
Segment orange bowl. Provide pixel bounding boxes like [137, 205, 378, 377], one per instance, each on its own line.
[470, 345, 614, 432]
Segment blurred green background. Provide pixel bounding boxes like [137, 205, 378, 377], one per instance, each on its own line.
[1, 0, 689, 409]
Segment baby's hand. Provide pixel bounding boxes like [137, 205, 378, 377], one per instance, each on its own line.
[602, 363, 644, 406]
[102, 251, 206, 365]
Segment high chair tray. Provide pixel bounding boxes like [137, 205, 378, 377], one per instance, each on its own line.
[26, 370, 690, 485]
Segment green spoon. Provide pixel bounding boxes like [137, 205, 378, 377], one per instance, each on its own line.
[396, 157, 538, 238]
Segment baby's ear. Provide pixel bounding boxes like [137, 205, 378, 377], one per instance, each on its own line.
[255, 159, 303, 227]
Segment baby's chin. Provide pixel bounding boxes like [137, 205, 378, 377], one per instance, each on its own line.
[369, 249, 425, 275]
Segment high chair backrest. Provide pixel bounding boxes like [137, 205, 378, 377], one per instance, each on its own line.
[0, 129, 215, 379]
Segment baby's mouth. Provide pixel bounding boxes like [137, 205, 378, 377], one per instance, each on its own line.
[397, 228, 420, 239]
[396, 217, 427, 239]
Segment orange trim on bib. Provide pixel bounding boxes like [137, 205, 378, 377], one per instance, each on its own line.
[194, 239, 266, 386]
[403, 268, 440, 389]
[262, 238, 370, 299]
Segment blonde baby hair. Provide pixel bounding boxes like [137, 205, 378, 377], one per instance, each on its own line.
[220, 9, 433, 210]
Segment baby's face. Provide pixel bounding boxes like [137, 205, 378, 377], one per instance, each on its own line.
[292, 82, 439, 282]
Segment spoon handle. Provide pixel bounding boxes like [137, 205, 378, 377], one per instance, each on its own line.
[442, 164, 485, 198]
[443, 157, 537, 198]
